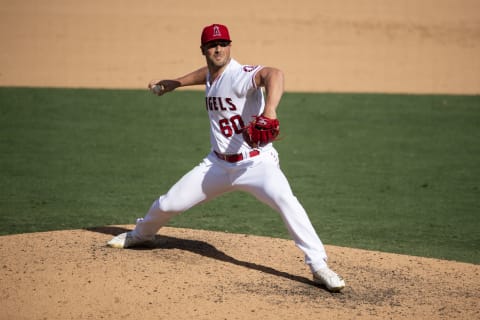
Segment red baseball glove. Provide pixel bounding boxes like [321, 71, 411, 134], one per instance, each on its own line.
[243, 115, 280, 148]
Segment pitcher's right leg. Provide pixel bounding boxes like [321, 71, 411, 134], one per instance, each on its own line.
[108, 156, 230, 248]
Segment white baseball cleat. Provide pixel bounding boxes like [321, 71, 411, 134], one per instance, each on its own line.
[107, 231, 154, 249]
[313, 267, 346, 292]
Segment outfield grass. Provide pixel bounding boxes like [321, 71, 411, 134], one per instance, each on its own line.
[0, 87, 479, 264]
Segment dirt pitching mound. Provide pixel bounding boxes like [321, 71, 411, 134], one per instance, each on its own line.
[1, 226, 478, 320]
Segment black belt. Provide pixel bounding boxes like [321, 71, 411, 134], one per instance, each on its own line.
[214, 150, 260, 163]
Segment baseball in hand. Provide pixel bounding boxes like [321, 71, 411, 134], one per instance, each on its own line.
[152, 84, 164, 95]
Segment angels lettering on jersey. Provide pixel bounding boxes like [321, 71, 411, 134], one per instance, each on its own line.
[205, 96, 237, 112]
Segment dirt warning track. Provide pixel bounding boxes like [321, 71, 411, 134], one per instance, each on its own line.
[0, 0, 479, 94]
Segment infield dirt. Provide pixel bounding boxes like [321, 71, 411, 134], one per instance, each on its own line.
[1, 1, 479, 319]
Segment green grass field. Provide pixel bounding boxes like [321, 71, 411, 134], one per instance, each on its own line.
[1, 87, 479, 264]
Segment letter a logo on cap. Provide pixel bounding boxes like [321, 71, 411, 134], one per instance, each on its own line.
[213, 25, 221, 37]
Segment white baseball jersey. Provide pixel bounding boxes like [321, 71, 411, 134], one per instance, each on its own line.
[205, 59, 267, 154]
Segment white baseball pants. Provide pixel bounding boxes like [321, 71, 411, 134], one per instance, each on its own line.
[133, 147, 329, 272]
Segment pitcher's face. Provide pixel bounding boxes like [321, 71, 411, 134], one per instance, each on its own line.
[202, 41, 231, 70]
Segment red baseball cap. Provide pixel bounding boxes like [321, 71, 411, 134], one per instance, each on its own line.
[201, 24, 231, 45]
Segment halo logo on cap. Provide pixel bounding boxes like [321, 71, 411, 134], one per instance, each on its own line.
[201, 24, 231, 45]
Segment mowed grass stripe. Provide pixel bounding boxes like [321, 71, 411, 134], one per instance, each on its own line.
[0, 87, 479, 263]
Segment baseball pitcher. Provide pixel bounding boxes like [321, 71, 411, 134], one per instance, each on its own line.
[108, 24, 345, 292]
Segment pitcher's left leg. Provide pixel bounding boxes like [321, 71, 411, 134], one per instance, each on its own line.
[237, 156, 345, 291]
[235, 152, 328, 272]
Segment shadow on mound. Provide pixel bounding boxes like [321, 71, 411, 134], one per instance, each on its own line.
[86, 226, 329, 291]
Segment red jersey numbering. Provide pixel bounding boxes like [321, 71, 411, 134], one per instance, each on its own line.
[219, 115, 245, 138]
